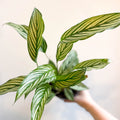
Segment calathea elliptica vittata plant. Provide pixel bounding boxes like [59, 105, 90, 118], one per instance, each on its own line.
[0, 8, 120, 120]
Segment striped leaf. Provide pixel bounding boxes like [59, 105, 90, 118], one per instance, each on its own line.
[6, 22, 47, 53]
[70, 82, 88, 91]
[6, 22, 28, 39]
[31, 84, 51, 120]
[54, 69, 86, 88]
[59, 50, 79, 75]
[15, 64, 56, 101]
[61, 13, 120, 43]
[25, 61, 57, 99]
[27, 8, 45, 63]
[39, 38, 47, 53]
[56, 41, 73, 61]
[74, 59, 109, 71]
[64, 88, 74, 100]
[0, 76, 26, 95]
[46, 92, 55, 104]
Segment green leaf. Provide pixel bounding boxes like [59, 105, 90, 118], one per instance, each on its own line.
[49, 60, 58, 75]
[49, 60, 56, 67]
[64, 88, 74, 100]
[57, 13, 120, 62]
[39, 38, 47, 53]
[25, 61, 56, 99]
[46, 92, 55, 104]
[31, 84, 51, 120]
[15, 64, 56, 101]
[56, 41, 73, 61]
[0, 76, 26, 95]
[27, 8, 45, 63]
[6, 22, 28, 39]
[54, 69, 86, 88]
[61, 13, 120, 43]
[6, 22, 47, 53]
[70, 82, 88, 91]
[59, 50, 79, 75]
[74, 59, 109, 71]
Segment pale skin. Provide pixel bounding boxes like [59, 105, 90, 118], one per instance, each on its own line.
[65, 90, 118, 120]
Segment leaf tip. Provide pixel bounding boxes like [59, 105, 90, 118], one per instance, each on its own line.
[14, 92, 20, 103]
[33, 7, 42, 16]
[102, 58, 110, 65]
[14, 95, 18, 103]
[2, 22, 11, 27]
[14, 97, 17, 104]
[33, 7, 38, 12]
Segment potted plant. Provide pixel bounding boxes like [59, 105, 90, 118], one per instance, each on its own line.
[0, 8, 120, 120]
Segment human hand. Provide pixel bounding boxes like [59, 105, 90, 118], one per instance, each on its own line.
[64, 90, 118, 120]
[74, 90, 94, 108]
[64, 90, 94, 109]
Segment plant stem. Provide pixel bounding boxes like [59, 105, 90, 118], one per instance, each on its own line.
[36, 62, 38, 67]
[56, 60, 58, 70]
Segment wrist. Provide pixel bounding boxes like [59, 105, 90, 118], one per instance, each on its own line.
[83, 101, 118, 120]
[82, 100, 96, 111]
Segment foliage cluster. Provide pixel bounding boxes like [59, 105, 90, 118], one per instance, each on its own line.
[1, 8, 120, 120]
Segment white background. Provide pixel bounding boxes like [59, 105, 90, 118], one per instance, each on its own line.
[0, 0, 120, 120]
